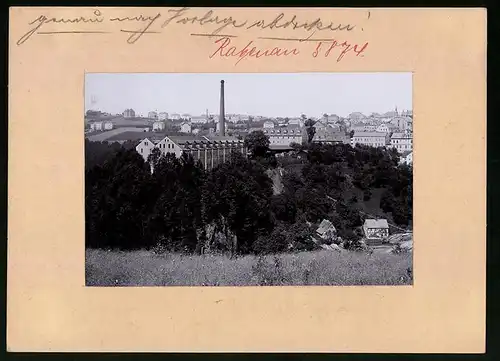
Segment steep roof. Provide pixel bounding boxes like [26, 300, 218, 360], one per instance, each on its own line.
[107, 131, 167, 142]
[203, 135, 241, 142]
[391, 132, 412, 139]
[313, 130, 349, 142]
[316, 219, 336, 235]
[353, 131, 387, 137]
[167, 135, 205, 145]
[363, 219, 389, 229]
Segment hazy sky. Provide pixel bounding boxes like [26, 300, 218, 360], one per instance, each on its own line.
[85, 73, 412, 118]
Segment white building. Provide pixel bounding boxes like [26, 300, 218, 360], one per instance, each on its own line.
[158, 112, 168, 120]
[363, 219, 389, 244]
[135, 138, 157, 161]
[153, 121, 165, 131]
[103, 121, 114, 130]
[288, 118, 304, 127]
[349, 112, 366, 121]
[391, 132, 413, 153]
[170, 113, 181, 120]
[148, 111, 158, 119]
[400, 151, 413, 165]
[390, 116, 412, 132]
[263, 120, 275, 129]
[123, 109, 135, 118]
[90, 121, 103, 131]
[262, 126, 304, 147]
[191, 116, 208, 124]
[376, 124, 390, 133]
[180, 122, 192, 133]
[352, 131, 387, 148]
[324, 114, 340, 123]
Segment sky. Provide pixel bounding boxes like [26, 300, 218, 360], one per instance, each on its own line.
[85, 72, 412, 118]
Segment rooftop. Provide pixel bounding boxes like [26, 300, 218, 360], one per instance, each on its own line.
[203, 135, 241, 142]
[364, 219, 389, 229]
[353, 131, 387, 137]
[316, 219, 336, 235]
[391, 132, 412, 139]
[106, 131, 167, 142]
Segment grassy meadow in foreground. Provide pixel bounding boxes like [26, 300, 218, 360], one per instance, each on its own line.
[86, 249, 413, 286]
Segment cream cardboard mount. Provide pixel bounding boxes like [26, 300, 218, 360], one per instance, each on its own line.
[8, 7, 486, 353]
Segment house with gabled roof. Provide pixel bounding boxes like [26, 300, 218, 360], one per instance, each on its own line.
[363, 219, 389, 245]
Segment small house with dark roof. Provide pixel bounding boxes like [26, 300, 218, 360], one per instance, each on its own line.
[312, 129, 350, 145]
[316, 219, 337, 242]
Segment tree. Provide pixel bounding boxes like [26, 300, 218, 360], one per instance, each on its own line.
[244, 130, 270, 157]
[147, 147, 162, 172]
[202, 152, 274, 255]
[85, 148, 153, 250]
[304, 118, 316, 144]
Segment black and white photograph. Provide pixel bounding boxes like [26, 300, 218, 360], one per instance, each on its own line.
[84, 72, 413, 287]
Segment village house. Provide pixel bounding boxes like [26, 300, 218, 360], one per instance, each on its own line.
[191, 116, 208, 124]
[123, 108, 136, 118]
[324, 114, 340, 123]
[90, 121, 103, 131]
[169, 113, 181, 120]
[363, 219, 390, 245]
[313, 120, 330, 132]
[349, 112, 366, 122]
[263, 120, 275, 129]
[328, 124, 341, 132]
[387, 123, 400, 133]
[147, 111, 158, 120]
[315, 219, 337, 243]
[152, 121, 165, 131]
[158, 112, 168, 120]
[400, 151, 413, 165]
[391, 132, 413, 153]
[312, 129, 350, 145]
[135, 134, 246, 170]
[287, 118, 304, 127]
[135, 138, 157, 160]
[376, 123, 390, 133]
[180, 122, 192, 133]
[262, 125, 305, 148]
[352, 131, 388, 148]
[103, 121, 114, 131]
[401, 109, 413, 118]
[351, 124, 377, 133]
[390, 116, 412, 132]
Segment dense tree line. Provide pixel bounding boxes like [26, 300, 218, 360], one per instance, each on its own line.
[85, 137, 412, 255]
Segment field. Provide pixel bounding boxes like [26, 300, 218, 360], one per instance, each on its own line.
[86, 248, 413, 286]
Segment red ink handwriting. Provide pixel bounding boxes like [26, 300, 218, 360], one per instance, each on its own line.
[312, 40, 368, 62]
[209, 37, 300, 65]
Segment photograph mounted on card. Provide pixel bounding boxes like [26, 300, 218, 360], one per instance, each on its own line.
[8, 7, 485, 353]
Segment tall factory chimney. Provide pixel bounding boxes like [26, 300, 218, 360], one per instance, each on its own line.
[219, 80, 225, 136]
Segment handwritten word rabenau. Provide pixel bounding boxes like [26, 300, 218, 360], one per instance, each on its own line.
[210, 37, 300, 65]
